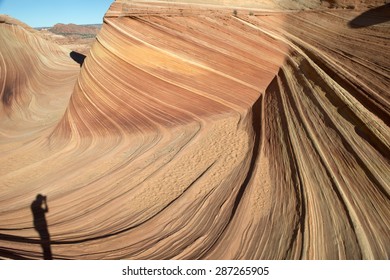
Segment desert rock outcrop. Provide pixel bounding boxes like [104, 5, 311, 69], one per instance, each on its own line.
[0, 0, 389, 259]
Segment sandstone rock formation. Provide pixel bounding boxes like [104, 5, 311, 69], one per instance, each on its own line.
[0, 0, 389, 259]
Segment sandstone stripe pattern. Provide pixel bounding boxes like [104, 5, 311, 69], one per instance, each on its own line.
[0, 1, 389, 259]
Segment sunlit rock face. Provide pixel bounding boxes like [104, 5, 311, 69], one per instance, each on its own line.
[0, 0, 389, 259]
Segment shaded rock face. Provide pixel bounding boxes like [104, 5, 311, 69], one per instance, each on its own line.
[0, 1, 389, 259]
[321, 0, 388, 8]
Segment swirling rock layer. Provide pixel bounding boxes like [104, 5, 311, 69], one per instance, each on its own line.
[0, 1, 389, 259]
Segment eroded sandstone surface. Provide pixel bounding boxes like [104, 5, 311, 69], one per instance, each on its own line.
[0, 0, 389, 259]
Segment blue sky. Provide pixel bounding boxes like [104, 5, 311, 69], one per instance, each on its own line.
[0, 0, 113, 27]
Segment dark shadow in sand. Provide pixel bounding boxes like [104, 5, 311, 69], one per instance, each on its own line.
[348, 4, 390, 28]
[70, 51, 86, 66]
[0, 190, 143, 259]
[31, 194, 52, 260]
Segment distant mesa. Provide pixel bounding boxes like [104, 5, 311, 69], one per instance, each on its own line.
[35, 22, 102, 55]
[48, 23, 101, 36]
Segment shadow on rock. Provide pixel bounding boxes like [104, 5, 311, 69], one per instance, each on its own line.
[70, 51, 86, 66]
[31, 194, 52, 260]
[348, 4, 390, 28]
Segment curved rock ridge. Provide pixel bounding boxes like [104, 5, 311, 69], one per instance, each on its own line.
[0, 16, 80, 140]
[0, 1, 389, 259]
[118, 0, 320, 10]
[207, 9, 390, 259]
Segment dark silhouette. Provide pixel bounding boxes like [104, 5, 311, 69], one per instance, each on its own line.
[70, 51, 86, 66]
[348, 4, 390, 28]
[31, 194, 52, 260]
[2, 86, 13, 107]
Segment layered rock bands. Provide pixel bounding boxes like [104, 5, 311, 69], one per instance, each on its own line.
[0, 1, 389, 259]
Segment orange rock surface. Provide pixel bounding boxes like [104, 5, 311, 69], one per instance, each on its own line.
[0, 1, 389, 259]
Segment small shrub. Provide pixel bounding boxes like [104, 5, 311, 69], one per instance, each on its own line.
[233, 10, 238, 16]
[249, 11, 254, 16]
